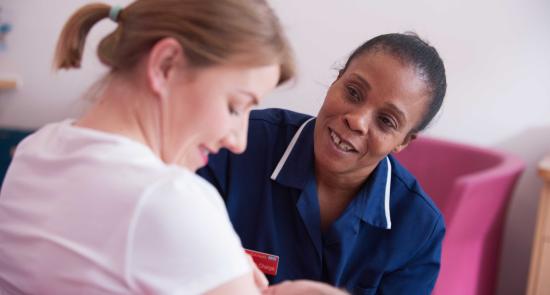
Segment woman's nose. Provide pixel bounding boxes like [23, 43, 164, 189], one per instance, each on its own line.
[344, 111, 369, 135]
[223, 132, 247, 154]
[221, 120, 249, 154]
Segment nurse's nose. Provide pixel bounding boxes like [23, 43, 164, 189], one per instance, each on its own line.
[344, 110, 369, 135]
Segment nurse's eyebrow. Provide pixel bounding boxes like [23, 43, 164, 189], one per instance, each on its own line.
[385, 103, 407, 124]
[350, 73, 371, 91]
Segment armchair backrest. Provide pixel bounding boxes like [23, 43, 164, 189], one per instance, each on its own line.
[394, 136, 524, 295]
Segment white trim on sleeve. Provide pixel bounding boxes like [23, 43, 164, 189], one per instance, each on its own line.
[270, 118, 315, 180]
[384, 157, 392, 229]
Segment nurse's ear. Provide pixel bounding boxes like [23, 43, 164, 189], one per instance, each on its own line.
[146, 37, 186, 100]
[392, 133, 417, 153]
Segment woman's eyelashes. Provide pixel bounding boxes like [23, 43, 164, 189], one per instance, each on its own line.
[228, 94, 257, 117]
[345, 84, 362, 103]
[228, 105, 241, 116]
[378, 115, 397, 130]
[344, 84, 398, 131]
[229, 101, 250, 117]
[342, 82, 400, 132]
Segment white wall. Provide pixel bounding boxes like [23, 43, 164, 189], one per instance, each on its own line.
[0, 0, 131, 128]
[1, 1, 550, 294]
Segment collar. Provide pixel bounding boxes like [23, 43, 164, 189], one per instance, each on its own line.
[270, 117, 316, 189]
[270, 118, 393, 230]
[354, 157, 393, 229]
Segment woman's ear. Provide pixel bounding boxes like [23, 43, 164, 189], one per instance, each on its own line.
[146, 37, 185, 99]
[392, 133, 417, 153]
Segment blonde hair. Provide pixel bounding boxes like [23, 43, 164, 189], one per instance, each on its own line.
[53, 0, 294, 85]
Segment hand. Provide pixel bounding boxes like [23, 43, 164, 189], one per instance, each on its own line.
[262, 280, 348, 295]
[245, 253, 269, 291]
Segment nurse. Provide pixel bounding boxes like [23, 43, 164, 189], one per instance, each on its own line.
[199, 33, 447, 294]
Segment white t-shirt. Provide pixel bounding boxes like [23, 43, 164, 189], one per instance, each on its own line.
[0, 120, 250, 295]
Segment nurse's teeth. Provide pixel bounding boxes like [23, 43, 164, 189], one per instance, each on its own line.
[330, 130, 354, 152]
[339, 142, 353, 151]
[330, 131, 341, 144]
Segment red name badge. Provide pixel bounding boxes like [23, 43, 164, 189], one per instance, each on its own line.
[244, 248, 279, 276]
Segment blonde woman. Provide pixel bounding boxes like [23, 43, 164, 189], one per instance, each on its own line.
[0, 1, 346, 294]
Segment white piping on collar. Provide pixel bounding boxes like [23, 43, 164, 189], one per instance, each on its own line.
[270, 117, 315, 180]
[384, 157, 392, 229]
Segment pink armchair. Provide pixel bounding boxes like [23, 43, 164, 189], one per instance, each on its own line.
[394, 136, 524, 295]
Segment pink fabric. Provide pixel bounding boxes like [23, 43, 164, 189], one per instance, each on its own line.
[394, 136, 524, 295]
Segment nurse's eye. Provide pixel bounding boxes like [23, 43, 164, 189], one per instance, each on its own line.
[379, 115, 397, 130]
[345, 85, 362, 103]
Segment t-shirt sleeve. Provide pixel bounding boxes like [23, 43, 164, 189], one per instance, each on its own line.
[127, 173, 251, 295]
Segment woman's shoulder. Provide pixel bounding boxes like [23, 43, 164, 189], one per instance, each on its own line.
[139, 167, 227, 212]
[129, 169, 251, 294]
[15, 119, 160, 163]
[12, 119, 70, 152]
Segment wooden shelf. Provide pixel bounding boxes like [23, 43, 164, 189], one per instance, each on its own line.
[0, 79, 18, 89]
[527, 154, 550, 295]
[539, 155, 550, 180]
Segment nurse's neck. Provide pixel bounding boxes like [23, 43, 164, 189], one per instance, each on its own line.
[315, 163, 376, 231]
[314, 161, 376, 195]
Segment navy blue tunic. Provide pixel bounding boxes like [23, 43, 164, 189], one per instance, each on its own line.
[198, 108, 445, 295]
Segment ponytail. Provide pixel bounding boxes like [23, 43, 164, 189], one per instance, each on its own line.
[53, 3, 111, 70]
[52, 0, 294, 86]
